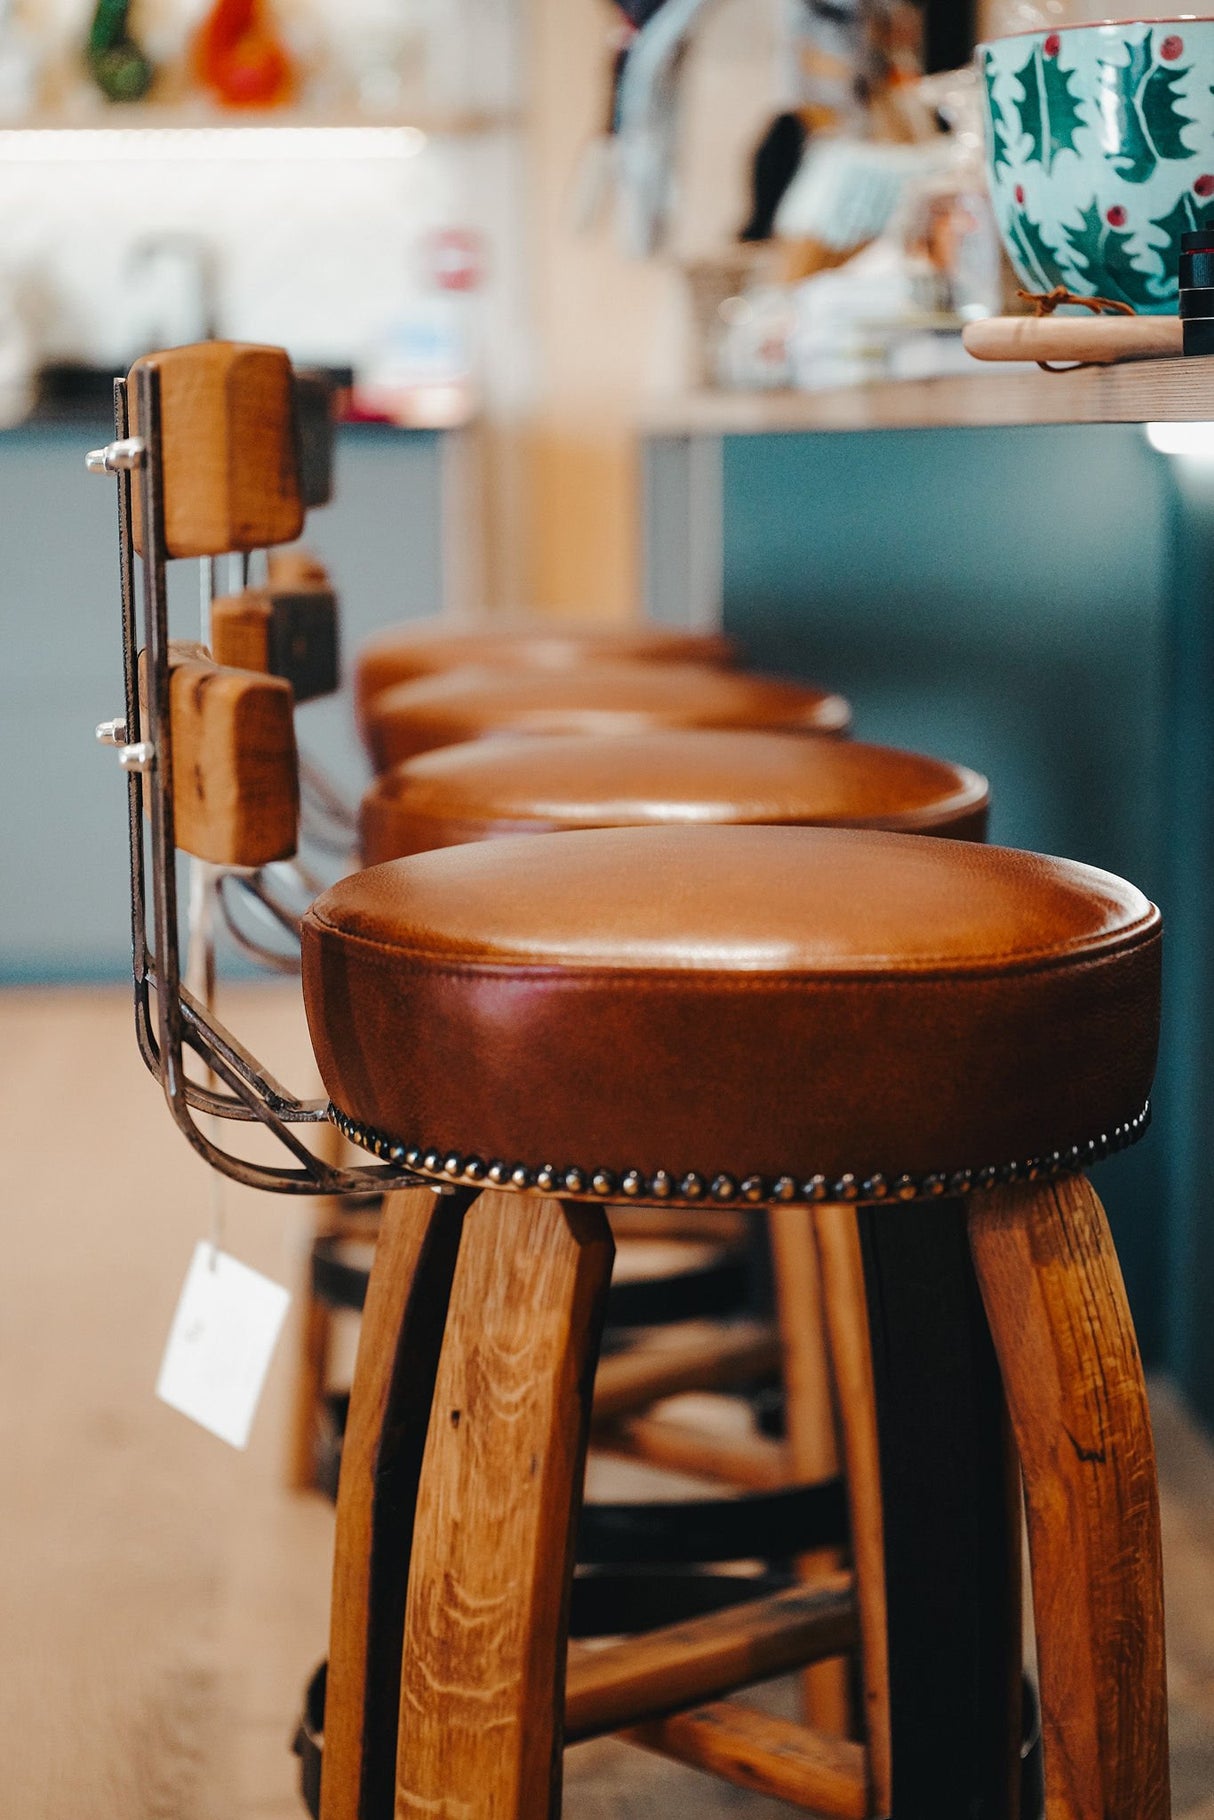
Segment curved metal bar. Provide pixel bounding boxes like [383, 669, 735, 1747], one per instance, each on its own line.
[93, 368, 426, 1199]
[216, 871, 302, 975]
[299, 751, 358, 830]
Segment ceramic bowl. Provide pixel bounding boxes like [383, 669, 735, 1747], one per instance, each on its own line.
[979, 16, 1214, 313]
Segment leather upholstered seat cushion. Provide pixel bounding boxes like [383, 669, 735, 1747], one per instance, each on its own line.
[354, 618, 735, 735]
[363, 663, 852, 773]
[359, 730, 989, 864]
[301, 825, 1160, 1202]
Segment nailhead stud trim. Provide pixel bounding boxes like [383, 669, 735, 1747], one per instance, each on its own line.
[327, 1103, 1151, 1207]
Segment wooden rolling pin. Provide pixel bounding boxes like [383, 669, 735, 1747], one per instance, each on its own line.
[963, 314, 1182, 364]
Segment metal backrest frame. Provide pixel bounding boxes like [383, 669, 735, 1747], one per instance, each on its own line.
[91, 366, 421, 1199]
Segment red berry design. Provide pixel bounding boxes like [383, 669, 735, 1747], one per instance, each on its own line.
[1161, 33, 1183, 59]
[1196, 174, 1214, 198]
[1015, 184, 1025, 205]
[1106, 205, 1127, 228]
[1043, 31, 1060, 55]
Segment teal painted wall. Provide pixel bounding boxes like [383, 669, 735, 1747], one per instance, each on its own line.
[0, 424, 444, 983]
[719, 424, 1183, 1374]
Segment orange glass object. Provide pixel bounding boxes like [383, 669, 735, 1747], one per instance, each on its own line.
[194, 0, 295, 110]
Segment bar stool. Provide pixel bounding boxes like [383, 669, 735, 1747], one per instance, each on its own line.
[91, 347, 1168, 1820]
[303, 728, 992, 1746]
[360, 727, 988, 864]
[362, 662, 852, 774]
[306, 732, 990, 1497]
[302, 823, 1166, 1820]
[354, 617, 737, 744]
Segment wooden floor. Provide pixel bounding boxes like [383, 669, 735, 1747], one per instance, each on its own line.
[4, 984, 1213, 1819]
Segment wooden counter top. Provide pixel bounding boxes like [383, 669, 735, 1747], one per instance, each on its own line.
[642, 356, 1214, 436]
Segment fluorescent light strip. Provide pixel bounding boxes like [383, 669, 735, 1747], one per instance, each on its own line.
[1146, 421, 1214, 458]
[0, 125, 428, 162]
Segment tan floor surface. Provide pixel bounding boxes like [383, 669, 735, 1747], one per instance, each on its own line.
[3, 984, 1212, 1818]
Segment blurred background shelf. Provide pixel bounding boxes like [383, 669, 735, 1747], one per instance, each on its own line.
[645, 359, 1214, 436]
[0, 108, 518, 140]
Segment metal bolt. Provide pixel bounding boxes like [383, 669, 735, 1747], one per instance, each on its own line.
[85, 437, 146, 475]
[118, 741, 155, 772]
[96, 717, 128, 747]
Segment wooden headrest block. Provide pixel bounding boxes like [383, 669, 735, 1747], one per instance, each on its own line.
[128, 342, 305, 559]
[141, 641, 300, 865]
[211, 581, 340, 703]
[293, 368, 335, 509]
[267, 547, 331, 590]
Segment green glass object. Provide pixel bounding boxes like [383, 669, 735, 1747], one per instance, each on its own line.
[87, 0, 153, 104]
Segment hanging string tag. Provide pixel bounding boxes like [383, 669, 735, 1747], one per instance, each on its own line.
[1016, 285, 1136, 371]
[156, 1241, 290, 1449]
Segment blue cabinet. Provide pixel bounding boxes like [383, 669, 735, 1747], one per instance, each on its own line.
[0, 421, 446, 982]
[644, 417, 1213, 1417]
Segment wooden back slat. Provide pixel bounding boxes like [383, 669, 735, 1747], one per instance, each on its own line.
[129, 341, 305, 558]
[141, 642, 299, 865]
[211, 585, 339, 704]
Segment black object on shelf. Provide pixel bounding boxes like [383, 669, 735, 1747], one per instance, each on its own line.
[1180, 231, 1214, 355]
[740, 111, 809, 243]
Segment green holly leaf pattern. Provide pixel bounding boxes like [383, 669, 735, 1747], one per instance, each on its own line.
[983, 50, 1013, 173]
[1096, 32, 1195, 183]
[1153, 189, 1214, 243]
[1148, 189, 1214, 296]
[1006, 208, 1072, 291]
[1143, 59, 1193, 159]
[1012, 43, 1085, 173]
[1062, 200, 1163, 308]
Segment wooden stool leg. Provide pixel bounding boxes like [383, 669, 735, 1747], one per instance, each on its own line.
[814, 1201, 891, 1815]
[321, 1186, 470, 1820]
[396, 1190, 614, 1820]
[289, 1114, 353, 1492]
[769, 1203, 852, 1737]
[969, 1174, 1170, 1820]
[287, 1256, 334, 1490]
[857, 1197, 1022, 1819]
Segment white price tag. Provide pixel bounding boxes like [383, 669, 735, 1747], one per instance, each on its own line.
[156, 1242, 290, 1450]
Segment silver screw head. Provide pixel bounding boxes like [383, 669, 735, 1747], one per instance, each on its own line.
[95, 717, 128, 747]
[85, 437, 146, 475]
[118, 741, 155, 773]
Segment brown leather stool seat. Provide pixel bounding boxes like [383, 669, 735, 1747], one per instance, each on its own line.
[359, 729, 989, 864]
[303, 824, 1159, 1202]
[364, 662, 852, 773]
[354, 616, 736, 734]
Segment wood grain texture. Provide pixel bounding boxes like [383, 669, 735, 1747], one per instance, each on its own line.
[158, 646, 299, 867]
[970, 1174, 1171, 1820]
[267, 547, 332, 590]
[8, 988, 1214, 1820]
[396, 1191, 614, 1820]
[769, 1203, 851, 1737]
[597, 1413, 788, 1489]
[211, 592, 274, 676]
[322, 1187, 468, 1820]
[624, 1701, 868, 1816]
[814, 1202, 889, 1817]
[210, 587, 339, 704]
[857, 1198, 1021, 1818]
[641, 357, 1214, 436]
[963, 315, 1183, 365]
[129, 341, 304, 558]
[591, 1321, 779, 1423]
[564, 1577, 857, 1743]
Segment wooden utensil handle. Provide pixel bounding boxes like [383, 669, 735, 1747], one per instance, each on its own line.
[963, 315, 1182, 364]
[128, 341, 305, 559]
